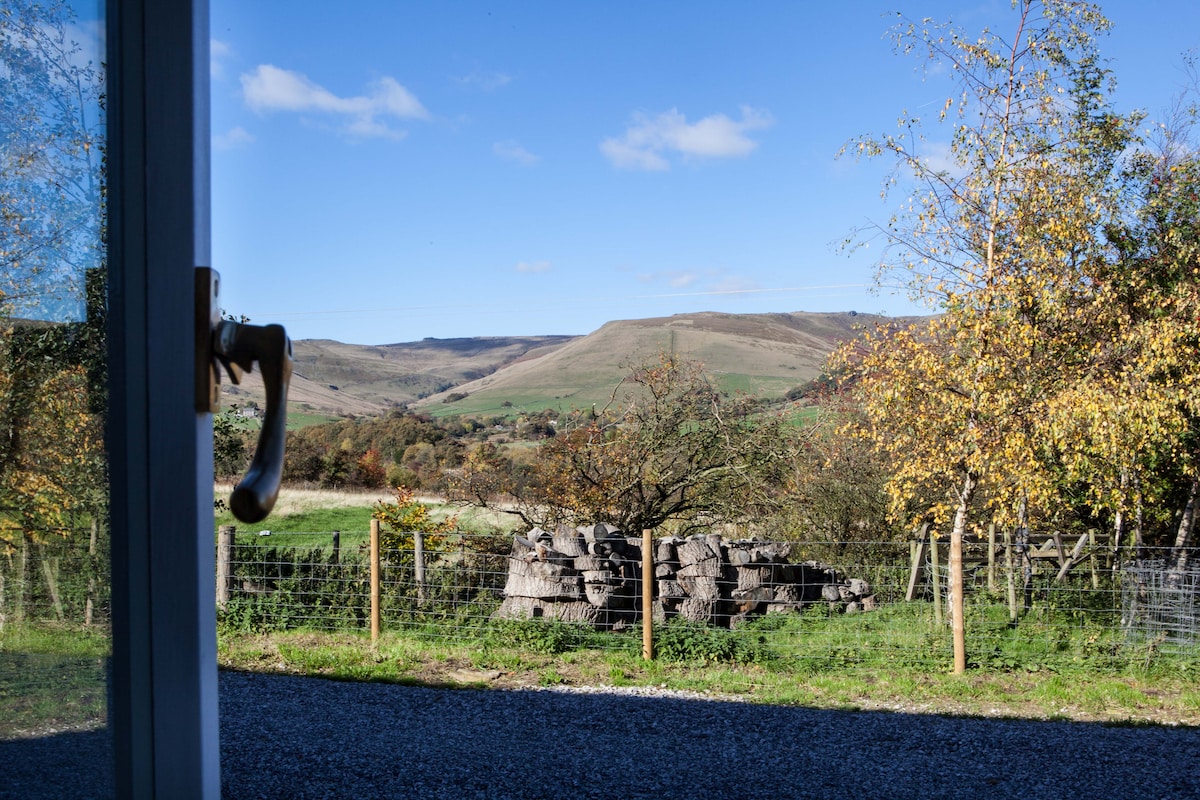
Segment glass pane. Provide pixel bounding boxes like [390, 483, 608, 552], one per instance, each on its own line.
[0, 0, 111, 794]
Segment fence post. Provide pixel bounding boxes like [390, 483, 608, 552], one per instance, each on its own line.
[930, 531, 943, 626]
[1089, 528, 1099, 589]
[370, 518, 381, 644]
[216, 525, 235, 610]
[414, 530, 427, 603]
[86, 519, 99, 626]
[642, 529, 653, 661]
[331, 530, 340, 565]
[987, 523, 997, 593]
[905, 524, 929, 602]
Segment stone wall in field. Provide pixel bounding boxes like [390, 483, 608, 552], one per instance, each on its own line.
[493, 524, 874, 630]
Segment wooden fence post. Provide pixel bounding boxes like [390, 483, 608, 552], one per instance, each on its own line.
[642, 529, 653, 661]
[1089, 529, 1099, 589]
[331, 530, 340, 565]
[86, 519, 99, 626]
[414, 530, 427, 603]
[216, 525, 235, 610]
[987, 523, 997, 593]
[905, 524, 930, 602]
[930, 531, 943, 627]
[370, 518, 381, 644]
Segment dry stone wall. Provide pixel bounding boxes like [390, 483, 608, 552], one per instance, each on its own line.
[494, 524, 875, 629]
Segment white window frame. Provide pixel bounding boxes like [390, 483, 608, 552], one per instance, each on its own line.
[106, 0, 219, 796]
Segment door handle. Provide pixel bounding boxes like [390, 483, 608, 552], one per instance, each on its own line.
[196, 267, 293, 523]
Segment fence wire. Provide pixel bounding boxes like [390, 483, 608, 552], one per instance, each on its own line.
[0, 528, 111, 738]
[214, 531, 1200, 669]
[1122, 559, 1200, 654]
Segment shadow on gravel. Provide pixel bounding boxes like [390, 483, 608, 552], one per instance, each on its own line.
[3, 671, 1196, 799]
[219, 671, 1200, 800]
[0, 728, 112, 800]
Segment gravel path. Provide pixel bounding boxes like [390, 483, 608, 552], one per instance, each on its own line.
[218, 671, 1200, 800]
[4, 670, 1200, 799]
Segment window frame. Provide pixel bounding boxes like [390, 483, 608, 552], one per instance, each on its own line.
[106, 0, 219, 796]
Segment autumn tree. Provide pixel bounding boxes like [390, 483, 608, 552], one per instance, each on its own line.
[372, 485, 458, 556]
[452, 354, 797, 535]
[1, 1, 106, 541]
[1047, 106, 1200, 571]
[1, 0, 104, 321]
[837, 1, 1137, 671]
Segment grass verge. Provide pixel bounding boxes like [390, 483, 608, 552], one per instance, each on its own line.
[216, 612, 1200, 727]
[0, 624, 110, 737]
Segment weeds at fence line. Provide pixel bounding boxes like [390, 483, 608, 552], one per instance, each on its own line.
[211, 532, 1200, 677]
[206, 528, 1200, 722]
[0, 529, 112, 738]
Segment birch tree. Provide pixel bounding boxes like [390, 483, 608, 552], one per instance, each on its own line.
[0, 0, 106, 550]
[836, 1, 1136, 672]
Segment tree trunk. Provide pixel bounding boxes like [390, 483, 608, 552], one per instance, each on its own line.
[949, 473, 974, 675]
[14, 531, 29, 623]
[1170, 477, 1199, 579]
[38, 546, 63, 621]
[1016, 501, 1033, 613]
[1005, 526, 1018, 623]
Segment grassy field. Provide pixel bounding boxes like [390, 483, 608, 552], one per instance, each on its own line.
[286, 411, 342, 430]
[0, 624, 110, 737]
[212, 485, 521, 545]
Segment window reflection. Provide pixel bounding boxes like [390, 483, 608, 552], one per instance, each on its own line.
[0, 0, 109, 755]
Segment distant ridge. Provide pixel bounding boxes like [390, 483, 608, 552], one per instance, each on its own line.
[410, 310, 894, 418]
[222, 311, 912, 420]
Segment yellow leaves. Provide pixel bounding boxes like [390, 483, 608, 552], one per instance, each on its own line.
[373, 485, 458, 551]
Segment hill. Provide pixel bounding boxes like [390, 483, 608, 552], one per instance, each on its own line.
[221, 311, 904, 421]
[411, 311, 893, 418]
[221, 335, 577, 418]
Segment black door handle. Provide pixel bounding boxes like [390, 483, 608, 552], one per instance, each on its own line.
[196, 268, 293, 523]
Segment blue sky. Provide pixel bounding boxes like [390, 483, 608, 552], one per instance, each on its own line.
[209, 1, 1200, 345]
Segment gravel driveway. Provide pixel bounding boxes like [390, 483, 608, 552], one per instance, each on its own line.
[220, 671, 1199, 800]
[4, 670, 1199, 799]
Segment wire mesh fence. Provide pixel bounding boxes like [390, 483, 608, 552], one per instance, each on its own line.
[1122, 558, 1200, 655]
[216, 531, 508, 639]
[213, 529, 1200, 671]
[0, 526, 111, 630]
[0, 527, 111, 738]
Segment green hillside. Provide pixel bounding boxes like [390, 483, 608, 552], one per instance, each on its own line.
[414, 311, 891, 418]
[223, 311, 911, 422]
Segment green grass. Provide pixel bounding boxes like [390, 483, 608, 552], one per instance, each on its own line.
[212, 493, 513, 545]
[1, 624, 110, 736]
[215, 505, 378, 538]
[215, 608, 1200, 726]
[425, 392, 583, 420]
[286, 411, 342, 430]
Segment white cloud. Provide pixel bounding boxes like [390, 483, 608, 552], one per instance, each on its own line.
[493, 140, 538, 165]
[918, 141, 964, 177]
[213, 126, 255, 150]
[210, 39, 232, 79]
[241, 65, 429, 138]
[601, 106, 774, 171]
[515, 261, 552, 274]
[601, 138, 670, 171]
